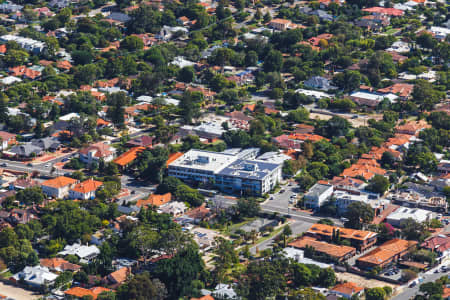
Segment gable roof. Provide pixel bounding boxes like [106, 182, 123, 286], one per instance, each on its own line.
[331, 282, 364, 296]
[107, 267, 131, 284]
[113, 147, 145, 167]
[357, 239, 417, 266]
[289, 236, 356, 259]
[79, 142, 114, 158]
[308, 224, 377, 241]
[40, 258, 81, 271]
[0, 131, 16, 141]
[137, 193, 172, 207]
[64, 287, 112, 299]
[71, 178, 103, 194]
[42, 176, 78, 189]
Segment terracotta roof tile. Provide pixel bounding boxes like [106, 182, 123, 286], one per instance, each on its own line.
[137, 193, 172, 207]
[113, 147, 145, 167]
[289, 236, 356, 259]
[42, 176, 78, 189]
[331, 282, 364, 296]
[71, 178, 103, 194]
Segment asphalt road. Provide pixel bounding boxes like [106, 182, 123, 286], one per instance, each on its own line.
[391, 260, 450, 300]
[0, 153, 73, 176]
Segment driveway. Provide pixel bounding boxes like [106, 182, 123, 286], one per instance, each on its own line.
[0, 282, 40, 300]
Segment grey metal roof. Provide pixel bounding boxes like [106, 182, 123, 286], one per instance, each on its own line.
[305, 183, 333, 198]
[218, 159, 280, 180]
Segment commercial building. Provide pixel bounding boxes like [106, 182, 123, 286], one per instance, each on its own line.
[168, 149, 283, 195]
[385, 207, 433, 227]
[357, 239, 417, 270]
[41, 176, 78, 199]
[289, 236, 356, 262]
[334, 191, 370, 215]
[306, 224, 378, 251]
[304, 183, 334, 210]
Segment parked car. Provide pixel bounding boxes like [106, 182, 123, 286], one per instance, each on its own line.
[27, 163, 33, 167]
[409, 282, 417, 288]
[0, 163, 7, 167]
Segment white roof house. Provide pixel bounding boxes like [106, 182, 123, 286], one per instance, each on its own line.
[158, 201, 187, 216]
[283, 247, 333, 268]
[295, 88, 331, 99]
[386, 41, 410, 53]
[171, 56, 195, 68]
[212, 284, 239, 299]
[386, 207, 433, 227]
[59, 112, 80, 121]
[429, 26, 450, 40]
[1, 76, 22, 85]
[58, 243, 100, 262]
[13, 266, 58, 287]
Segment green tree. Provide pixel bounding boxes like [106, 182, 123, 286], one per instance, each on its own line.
[365, 287, 386, 300]
[235, 197, 260, 219]
[177, 66, 195, 83]
[120, 35, 144, 51]
[263, 50, 283, 72]
[287, 107, 310, 123]
[412, 80, 443, 111]
[130, 225, 160, 265]
[366, 175, 390, 194]
[345, 202, 374, 229]
[237, 260, 286, 300]
[106, 92, 128, 128]
[153, 245, 205, 299]
[117, 272, 167, 300]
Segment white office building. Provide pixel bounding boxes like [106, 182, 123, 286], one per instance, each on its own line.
[168, 149, 283, 195]
[335, 191, 370, 215]
[385, 207, 433, 227]
[304, 183, 334, 210]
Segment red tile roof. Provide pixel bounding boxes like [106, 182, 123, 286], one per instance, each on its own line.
[331, 282, 364, 296]
[42, 176, 78, 189]
[362, 7, 404, 16]
[137, 193, 172, 207]
[71, 178, 103, 194]
[113, 147, 145, 167]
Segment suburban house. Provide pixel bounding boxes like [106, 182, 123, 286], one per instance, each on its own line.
[330, 282, 364, 299]
[357, 238, 417, 269]
[79, 142, 116, 165]
[126, 135, 154, 148]
[305, 224, 378, 251]
[40, 257, 81, 272]
[269, 18, 298, 31]
[69, 178, 103, 200]
[9, 144, 44, 158]
[64, 287, 112, 299]
[289, 236, 356, 262]
[41, 176, 78, 199]
[11, 266, 58, 288]
[421, 234, 450, 258]
[58, 243, 100, 263]
[303, 183, 334, 210]
[113, 146, 145, 170]
[304, 76, 336, 91]
[137, 193, 172, 208]
[103, 267, 131, 287]
[0, 131, 16, 151]
[395, 120, 431, 136]
[9, 178, 39, 190]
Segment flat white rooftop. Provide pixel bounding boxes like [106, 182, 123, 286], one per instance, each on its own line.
[169, 149, 237, 173]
